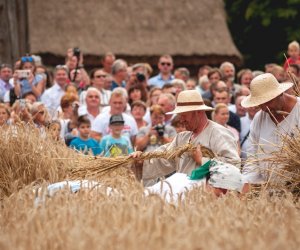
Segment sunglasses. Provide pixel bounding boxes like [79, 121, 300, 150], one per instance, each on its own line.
[21, 56, 34, 63]
[160, 62, 171, 66]
[94, 74, 107, 79]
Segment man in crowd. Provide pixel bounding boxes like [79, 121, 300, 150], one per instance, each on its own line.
[131, 90, 240, 185]
[91, 88, 138, 146]
[157, 93, 176, 125]
[0, 64, 13, 102]
[174, 67, 190, 82]
[78, 87, 101, 123]
[111, 59, 128, 90]
[241, 73, 300, 189]
[149, 55, 174, 88]
[101, 52, 116, 75]
[41, 66, 68, 117]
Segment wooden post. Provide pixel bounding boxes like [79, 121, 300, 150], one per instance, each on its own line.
[0, 0, 29, 65]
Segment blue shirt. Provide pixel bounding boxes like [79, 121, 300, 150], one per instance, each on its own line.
[148, 73, 174, 88]
[69, 137, 101, 155]
[111, 80, 126, 90]
[19, 74, 43, 96]
[99, 135, 133, 157]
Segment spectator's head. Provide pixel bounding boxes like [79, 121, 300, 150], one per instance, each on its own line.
[158, 55, 173, 75]
[0, 103, 10, 126]
[220, 62, 235, 82]
[30, 102, 49, 126]
[212, 103, 229, 126]
[101, 52, 115, 74]
[171, 79, 186, 97]
[162, 83, 177, 96]
[149, 87, 162, 106]
[150, 104, 165, 126]
[23, 91, 37, 104]
[128, 86, 142, 105]
[54, 65, 69, 88]
[90, 69, 107, 90]
[85, 87, 101, 109]
[157, 93, 176, 114]
[0, 64, 12, 82]
[109, 88, 127, 115]
[186, 79, 196, 90]
[70, 69, 83, 85]
[198, 65, 212, 78]
[47, 120, 61, 141]
[237, 69, 253, 88]
[131, 100, 147, 122]
[207, 68, 222, 85]
[199, 75, 211, 91]
[211, 80, 228, 97]
[174, 67, 190, 82]
[60, 94, 78, 118]
[171, 115, 186, 133]
[109, 114, 125, 137]
[213, 89, 230, 105]
[65, 83, 78, 97]
[287, 40, 300, 59]
[77, 115, 91, 139]
[20, 56, 36, 73]
[111, 59, 128, 81]
[235, 96, 246, 117]
[270, 65, 285, 83]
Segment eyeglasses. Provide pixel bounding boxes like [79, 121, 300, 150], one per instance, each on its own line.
[94, 75, 107, 79]
[21, 56, 34, 63]
[160, 62, 171, 66]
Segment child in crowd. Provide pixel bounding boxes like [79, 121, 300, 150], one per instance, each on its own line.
[47, 120, 61, 141]
[284, 40, 300, 70]
[69, 116, 101, 155]
[99, 114, 133, 157]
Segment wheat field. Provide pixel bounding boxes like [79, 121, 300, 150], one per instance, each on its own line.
[0, 126, 299, 250]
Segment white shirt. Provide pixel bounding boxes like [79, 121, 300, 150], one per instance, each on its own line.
[78, 106, 99, 123]
[91, 112, 138, 140]
[41, 83, 65, 117]
[240, 113, 252, 160]
[243, 98, 300, 184]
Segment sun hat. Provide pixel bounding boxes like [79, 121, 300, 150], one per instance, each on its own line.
[241, 73, 293, 108]
[166, 90, 214, 114]
[208, 160, 244, 192]
[109, 114, 124, 125]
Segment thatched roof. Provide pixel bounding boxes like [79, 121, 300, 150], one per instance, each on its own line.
[28, 0, 242, 66]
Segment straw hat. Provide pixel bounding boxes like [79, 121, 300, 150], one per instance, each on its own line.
[166, 90, 214, 114]
[241, 73, 293, 108]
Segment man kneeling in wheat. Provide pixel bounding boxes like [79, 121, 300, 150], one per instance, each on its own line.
[131, 90, 241, 186]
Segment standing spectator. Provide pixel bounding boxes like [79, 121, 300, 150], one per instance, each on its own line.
[213, 89, 241, 132]
[283, 41, 300, 70]
[148, 55, 174, 88]
[91, 88, 138, 146]
[197, 75, 211, 99]
[127, 63, 149, 91]
[0, 64, 13, 102]
[174, 67, 190, 82]
[69, 116, 101, 156]
[111, 59, 128, 90]
[80, 69, 111, 108]
[157, 93, 176, 125]
[208, 68, 222, 85]
[219, 62, 241, 99]
[41, 66, 68, 117]
[99, 114, 133, 157]
[135, 104, 176, 152]
[14, 56, 44, 99]
[237, 69, 253, 89]
[131, 101, 148, 130]
[101, 52, 116, 74]
[78, 87, 101, 123]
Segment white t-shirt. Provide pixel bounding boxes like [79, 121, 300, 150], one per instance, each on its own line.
[91, 112, 138, 140]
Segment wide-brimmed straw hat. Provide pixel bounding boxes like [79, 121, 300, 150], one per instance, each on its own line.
[241, 73, 293, 108]
[166, 90, 214, 114]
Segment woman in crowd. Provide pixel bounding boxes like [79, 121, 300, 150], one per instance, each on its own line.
[30, 102, 50, 129]
[0, 103, 10, 127]
[13, 56, 44, 99]
[237, 69, 253, 89]
[131, 100, 148, 130]
[128, 85, 147, 106]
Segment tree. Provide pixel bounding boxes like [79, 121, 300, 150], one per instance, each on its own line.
[225, 0, 300, 70]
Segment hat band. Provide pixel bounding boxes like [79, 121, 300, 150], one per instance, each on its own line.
[177, 101, 204, 106]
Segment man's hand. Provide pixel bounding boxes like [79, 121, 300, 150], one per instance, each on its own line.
[192, 144, 202, 165]
[129, 151, 143, 159]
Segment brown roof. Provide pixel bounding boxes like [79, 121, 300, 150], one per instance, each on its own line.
[28, 0, 242, 65]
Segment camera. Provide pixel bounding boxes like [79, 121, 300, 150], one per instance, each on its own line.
[17, 70, 31, 79]
[154, 124, 165, 137]
[73, 47, 81, 59]
[136, 72, 146, 82]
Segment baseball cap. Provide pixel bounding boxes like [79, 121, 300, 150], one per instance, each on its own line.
[109, 114, 125, 125]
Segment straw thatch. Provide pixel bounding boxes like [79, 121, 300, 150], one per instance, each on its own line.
[27, 0, 242, 66]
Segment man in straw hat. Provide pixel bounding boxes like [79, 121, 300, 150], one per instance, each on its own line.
[131, 90, 240, 186]
[241, 73, 300, 189]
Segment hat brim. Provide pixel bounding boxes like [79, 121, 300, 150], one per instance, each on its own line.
[166, 105, 214, 115]
[241, 82, 293, 108]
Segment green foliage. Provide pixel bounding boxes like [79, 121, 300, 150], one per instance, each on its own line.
[224, 0, 300, 69]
